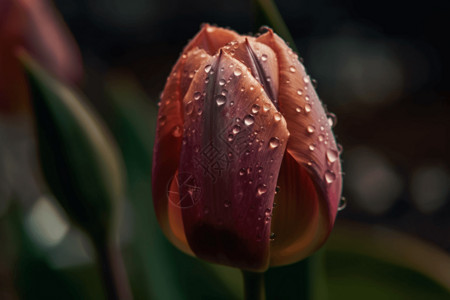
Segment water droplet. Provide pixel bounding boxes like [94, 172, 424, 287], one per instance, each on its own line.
[227, 134, 234, 142]
[185, 101, 194, 115]
[264, 208, 271, 217]
[326, 148, 338, 163]
[269, 137, 280, 149]
[193, 91, 201, 100]
[159, 115, 167, 126]
[303, 76, 310, 84]
[305, 96, 310, 102]
[261, 54, 268, 61]
[263, 104, 271, 112]
[252, 104, 260, 114]
[320, 126, 325, 131]
[257, 184, 267, 196]
[244, 115, 255, 126]
[239, 168, 246, 176]
[204, 65, 211, 73]
[269, 232, 276, 241]
[307, 125, 315, 134]
[338, 197, 347, 211]
[327, 112, 337, 127]
[297, 89, 303, 96]
[221, 89, 228, 96]
[305, 104, 311, 113]
[312, 78, 318, 88]
[318, 134, 324, 142]
[324, 170, 336, 184]
[172, 125, 182, 137]
[224, 201, 231, 208]
[289, 66, 296, 73]
[215, 95, 226, 106]
[250, 85, 255, 91]
[234, 68, 242, 76]
[273, 112, 282, 122]
[232, 125, 241, 134]
[219, 79, 226, 86]
[337, 143, 344, 154]
[309, 144, 315, 151]
[295, 106, 302, 113]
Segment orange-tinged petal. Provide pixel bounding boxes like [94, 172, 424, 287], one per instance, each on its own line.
[178, 51, 289, 271]
[257, 30, 342, 265]
[153, 47, 214, 255]
[184, 24, 242, 55]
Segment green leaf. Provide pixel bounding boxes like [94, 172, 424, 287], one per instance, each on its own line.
[20, 52, 125, 240]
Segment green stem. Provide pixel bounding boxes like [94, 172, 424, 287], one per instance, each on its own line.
[241, 270, 266, 300]
[92, 236, 133, 300]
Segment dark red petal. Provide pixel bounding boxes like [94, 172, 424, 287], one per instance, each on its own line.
[257, 29, 342, 265]
[223, 38, 279, 108]
[178, 51, 289, 271]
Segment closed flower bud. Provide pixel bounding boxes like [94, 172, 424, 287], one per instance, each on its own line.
[152, 24, 342, 272]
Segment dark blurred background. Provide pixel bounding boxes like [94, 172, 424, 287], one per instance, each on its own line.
[1, 0, 449, 299]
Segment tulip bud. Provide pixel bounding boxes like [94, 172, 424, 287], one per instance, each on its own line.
[152, 24, 342, 272]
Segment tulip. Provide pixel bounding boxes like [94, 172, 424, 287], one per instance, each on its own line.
[152, 24, 342, 272]
[0, 0, 82, 115]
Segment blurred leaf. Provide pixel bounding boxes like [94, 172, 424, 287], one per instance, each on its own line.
[20, 52, 125, 240]
[4, 203, 103, 299]
[105, 73, 240, 299]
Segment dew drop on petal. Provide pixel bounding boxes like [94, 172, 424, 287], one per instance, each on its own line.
[269, 232, 276, 241]
[204, 64, 212, 73]
[252, 104, 260, 114]
[261, 54, 268, 61]
[263, 104, 271, 112]
[193, 91, 201, 100]
[273, 112, 282, 122]
[327, 112, 337, 127]
[337, 143, 344, 154]
[172, 125, 182, 137]
[219, 79, 226, 86]
[326, 148, 339, 163]
[295, 106, 302, 113]
[269, 137, 280, 149]
[224, 201, 231, 208]
[257, 184, 267, 196]
[303, 76, 310, 84]
[309, 144, 315, 151]
[227, 134, 234, 142]
[185, 101, 194, 115]
[307, 125, 315, 134]
[239, 168, 246, 176]
[318, 134, 324, 142]
[244, 115, 255, 126]
[232, 125, 241, 134]
[234, 68, 242, 76]
[338, 197, 347, 211]
[159, 115, 167, 126]
[289, 66, 296, 73]
[297, 89, 303, 96]
[305, 104, 312, 113]
[221, 89, 228, 96]
[324, 170, 336, 184]
[215, 95, 226, 106]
